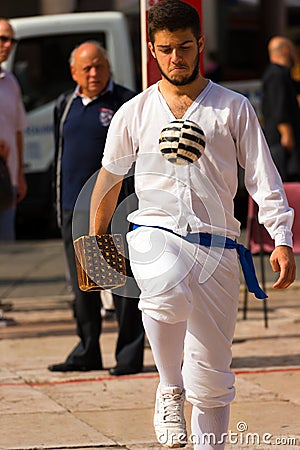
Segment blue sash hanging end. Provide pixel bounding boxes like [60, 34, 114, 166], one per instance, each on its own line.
[132, 225, 268, 300]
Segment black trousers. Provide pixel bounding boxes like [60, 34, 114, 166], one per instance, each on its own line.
[61, 209, 144, 370]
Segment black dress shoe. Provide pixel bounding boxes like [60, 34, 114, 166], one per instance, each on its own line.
[48, 362, 102, 372]
[109, 366, 142, 376]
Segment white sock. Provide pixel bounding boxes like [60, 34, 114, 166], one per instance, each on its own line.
[142, 312, 186, 388]
[191, 404, 230, 449]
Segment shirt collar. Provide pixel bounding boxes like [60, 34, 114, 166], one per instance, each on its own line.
[0, 68, 6, 79]
[74, 78, 114, 105]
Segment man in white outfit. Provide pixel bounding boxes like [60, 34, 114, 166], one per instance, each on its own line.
[89, 1, 296, 448]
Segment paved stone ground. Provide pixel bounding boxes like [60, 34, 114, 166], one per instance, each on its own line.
[0, 239, 299, 450]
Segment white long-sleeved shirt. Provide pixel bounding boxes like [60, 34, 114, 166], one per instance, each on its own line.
[102, 81, 293, 248]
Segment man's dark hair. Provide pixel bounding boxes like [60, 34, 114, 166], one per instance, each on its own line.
[148, 0, 201, 44]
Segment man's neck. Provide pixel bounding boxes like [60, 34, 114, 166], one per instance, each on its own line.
[158, 77, 209, 119]
[159, 76, 208, 100]
[271, 57, 291, 68]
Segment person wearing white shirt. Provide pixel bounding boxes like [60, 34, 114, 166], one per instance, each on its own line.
[89, 1, 296, 448]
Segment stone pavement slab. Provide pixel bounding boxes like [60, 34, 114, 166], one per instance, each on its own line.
[0, 411, 116, 450]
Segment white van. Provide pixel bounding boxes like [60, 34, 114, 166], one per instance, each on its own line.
[3, 12, 136, 235]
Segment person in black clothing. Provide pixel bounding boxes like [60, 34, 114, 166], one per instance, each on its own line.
[262, 36, 300, 181]
[49, 41, 144, 375]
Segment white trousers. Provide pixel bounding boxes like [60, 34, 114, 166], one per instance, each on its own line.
[127, 227, 240, 408]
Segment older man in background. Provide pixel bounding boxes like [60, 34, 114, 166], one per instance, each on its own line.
[262, 36, 300, 181]
[49, 41, 144, 375]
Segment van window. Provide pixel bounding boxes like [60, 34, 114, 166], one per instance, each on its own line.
[13, 33, 106, 111]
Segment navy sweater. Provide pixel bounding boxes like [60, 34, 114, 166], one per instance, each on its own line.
[59, 86, 134, 211]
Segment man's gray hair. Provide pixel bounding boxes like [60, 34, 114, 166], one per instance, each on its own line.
[69, 40, 108, 65]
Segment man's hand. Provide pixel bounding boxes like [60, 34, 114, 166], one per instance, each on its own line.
[270, 245, 296, 289]
[278, 123, 295, 152]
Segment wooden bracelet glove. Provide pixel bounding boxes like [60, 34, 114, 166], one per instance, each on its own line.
[74, 234, 127, 291]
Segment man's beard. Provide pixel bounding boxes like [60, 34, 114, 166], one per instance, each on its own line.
[156, 53, 200, 86]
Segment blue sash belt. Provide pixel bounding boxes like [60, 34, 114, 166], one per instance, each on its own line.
[132, 224, 267, 300]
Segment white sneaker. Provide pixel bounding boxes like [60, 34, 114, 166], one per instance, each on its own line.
[154, 385, 187, 448]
